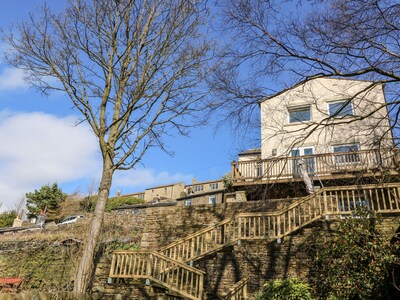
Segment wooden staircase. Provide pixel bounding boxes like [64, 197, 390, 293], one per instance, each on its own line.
[109, 183, 400, 299]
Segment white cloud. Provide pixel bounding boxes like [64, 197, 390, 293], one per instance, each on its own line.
[0, 110, 195, 210]
[0, 67, 29, 91]
[0, 111, 101, 211]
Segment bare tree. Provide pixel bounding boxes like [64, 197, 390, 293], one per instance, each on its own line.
[3, 0, 211, 293]
[212, 0, 400, 147]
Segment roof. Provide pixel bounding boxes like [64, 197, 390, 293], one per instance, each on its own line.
[259, 77, 377, 104]
[111, 202, 177, 210]
[145, 182, 185, 190]
[176, 189, 225, 201]
[238, 148, 261, 156]
[119, 192, 145, 197]
[186, 178, 223, 187]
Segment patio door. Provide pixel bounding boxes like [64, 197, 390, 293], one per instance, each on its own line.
[291, 147, 315, 177]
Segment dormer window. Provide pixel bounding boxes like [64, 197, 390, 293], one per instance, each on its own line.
[288, 106, 311, 123]
[328, 100, 353, 117]
[194, 185, 203, 192]
[209, 183, 219, 190]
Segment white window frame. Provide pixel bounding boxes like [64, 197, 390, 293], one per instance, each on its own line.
[327, 100, 354, 117]
[209, 195, 216, 205]
[332, 143, 360, 165]
[291, 147, 315, 176]
[291, 146, 315, 157]
[184, 199, 192, 206]
[209, 183, 219, 190]
[194, 185, 204, 192]
[288, 106, 311, 124]
[256, 162, 263, 177]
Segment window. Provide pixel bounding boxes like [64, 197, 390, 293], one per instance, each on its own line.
[194, 185, 203, 192]
[209, 195, 216, 205]
[184, 199, 192, 206]
[328, 100, 353, 117]
[209, 183, 219, 190]
[333, 144, 360, 164]
[288, 106, 311, 123]
[291, 147, 315, 176]
[256, 163, 263, 177]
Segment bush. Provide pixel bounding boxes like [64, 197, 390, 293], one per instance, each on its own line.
[222, 172, 233, 191]
[106, 195, 145, 211]
[0, 210, 17, 228]
[79, 195, 144, 212]
[310, 208, 400, 299]
[256, 278, 314, 300]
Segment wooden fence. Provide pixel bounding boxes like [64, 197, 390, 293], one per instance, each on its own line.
[109, 250, 204, 300]
[232, 148, 397, 182]
[160, 183, 400, 262]
[223, 278, 248, 300]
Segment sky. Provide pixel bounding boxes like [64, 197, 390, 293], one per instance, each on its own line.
[0, 1, 256, 211]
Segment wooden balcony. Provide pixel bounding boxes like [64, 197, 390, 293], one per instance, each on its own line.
[232, 148, 399, 185]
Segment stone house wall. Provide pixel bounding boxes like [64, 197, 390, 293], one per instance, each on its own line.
[176, 191, 224, 206]
[144, 182, 185, 203]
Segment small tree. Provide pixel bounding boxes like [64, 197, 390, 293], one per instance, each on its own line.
[26, 183, 66, 221]
[310, 208, 400, 299]
[0, 210, 17, 228]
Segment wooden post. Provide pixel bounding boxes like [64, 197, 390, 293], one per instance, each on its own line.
[198, 274, 204, 300]
[146, 253, 152, 278]
[323, 191, 329, 219]
[243, 280, 248, 299]
[109, 253, 116, 277]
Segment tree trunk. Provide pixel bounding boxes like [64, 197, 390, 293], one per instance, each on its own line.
[73, 157, 114, 294]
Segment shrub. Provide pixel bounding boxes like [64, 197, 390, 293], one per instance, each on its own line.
[79, 194, 144, 212]
[310, 208, 400, 299]
[0, 210, 17, 227]
[106, 195, 145, 211]
[255, 278, 314, 300]
[222, 172, 233, 191]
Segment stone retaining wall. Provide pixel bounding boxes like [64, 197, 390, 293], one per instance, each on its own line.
[1, 201, 398, 299]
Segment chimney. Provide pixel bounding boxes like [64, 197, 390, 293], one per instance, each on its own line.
[192, 177, 197, 184]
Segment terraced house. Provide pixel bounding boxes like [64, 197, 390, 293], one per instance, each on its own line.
[106, 78, 400, 299]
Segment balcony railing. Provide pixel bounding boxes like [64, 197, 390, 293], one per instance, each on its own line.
[232, 148, 398, 183]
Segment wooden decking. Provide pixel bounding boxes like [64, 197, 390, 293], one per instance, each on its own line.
[232, 148, 399, 185]
[109, 183, 400, 299]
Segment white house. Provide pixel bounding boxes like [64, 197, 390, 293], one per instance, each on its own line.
[233, 78, 397, 183]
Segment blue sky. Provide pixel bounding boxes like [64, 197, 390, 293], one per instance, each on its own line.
[0, 1, 256, 211]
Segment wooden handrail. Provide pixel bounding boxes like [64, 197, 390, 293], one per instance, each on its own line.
[223, 277, 248, 300]
[159, 183, 400, 262]
[232, 148, 397, 182]
[109, 250, 204, 300]
[159, 218, 234, 251]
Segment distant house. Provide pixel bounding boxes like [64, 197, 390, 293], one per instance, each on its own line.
[143, 182, 185, 203]
[177, 179, 225, 206]
[118, 178, 226, 206]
